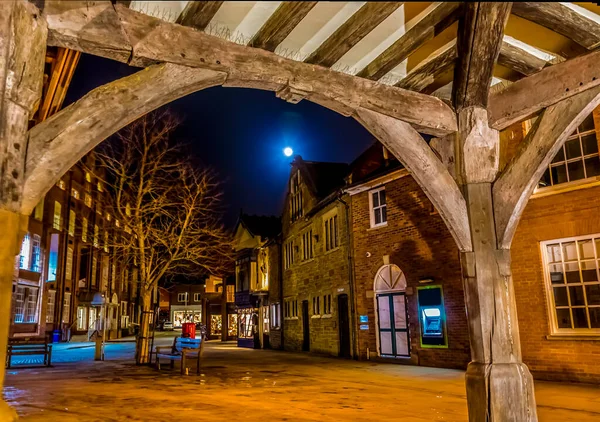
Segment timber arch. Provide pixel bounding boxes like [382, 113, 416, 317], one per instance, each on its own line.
[4, 1, 600, 421]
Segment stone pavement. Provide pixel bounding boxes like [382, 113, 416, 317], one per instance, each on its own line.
[3, 341, 600, 421]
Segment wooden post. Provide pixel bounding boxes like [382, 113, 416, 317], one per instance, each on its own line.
[458, 107, 537, 422]
[0, 1, 46, 420]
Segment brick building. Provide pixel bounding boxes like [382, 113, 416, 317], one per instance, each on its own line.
[280, 157, 353, 357]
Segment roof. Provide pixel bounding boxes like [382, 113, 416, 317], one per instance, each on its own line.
[237, 214, 281, 240]
[298, 159, 349, 201]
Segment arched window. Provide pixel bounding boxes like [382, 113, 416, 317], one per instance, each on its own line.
[374, 264, 406, 292]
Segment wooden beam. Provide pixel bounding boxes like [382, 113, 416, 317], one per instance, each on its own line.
[304, 2, 403, 68]
[22, 64, 227, 214]
[512, 2, 600, 50]
[498, 40, 547, 76]
[42, 2, 458, 136]
[395, 40, 457, 92]
[176, 1, 223, 31]
[357, 2, 462, 81]
[452, 2, 512, 110]
[489, 49, 600, 130]
[355, 108, 471, 252]
[250, 2, 317, 52]
[493, 86, 600, 249]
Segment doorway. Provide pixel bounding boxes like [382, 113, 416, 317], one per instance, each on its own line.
[302, 300, 310, 351]
[338, 294, 351, 358]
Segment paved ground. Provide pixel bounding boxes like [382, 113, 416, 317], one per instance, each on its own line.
[3, 338, 600, 421]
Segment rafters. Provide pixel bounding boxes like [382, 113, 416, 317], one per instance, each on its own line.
[176, 1, 223, 31]
[357, 2, 462, 81]
[396, 40, 457, 92]
[250, 2, 317, 51]
[498, 38, 547, 76]
[304, 2, 402, 68]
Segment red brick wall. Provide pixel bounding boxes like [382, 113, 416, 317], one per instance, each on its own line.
[351, 175, 470, 369]
[512, 185, 600, 383]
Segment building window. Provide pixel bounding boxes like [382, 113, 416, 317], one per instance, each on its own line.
[13, 287, 25, 323]
[47, 233, 59, 282]
[57, 179, 66, 190]
[323, 294, 332, 315]
[65, 247, 73, 280]
[46, 290, 56, 323]
[93, 224, 99, 248]
[104, 231, 109, 253]
[34, 200, 44, 221]
[68, 210, 76, 236]
[71, 188, 80, 200]
[178, 293, 189, 303]
[542, 234, 600, 334]
[101, 256, 109, 292]
[284, 299, 298, 318]
[62, 292, 71, 324]
[540, 114, 600, 187]
[369, 187, 387, 227]
[77, 306, 87, 330]
[97, 181, 104, 192]
[284, 240, 295, 269]
[24, 288, 39, 323]
[290, 170, 303, 222]
[226, 285, 234, 303]
[270, 302, 281, 329]
[324, 214, 339, 251]
[31, 235, 41, 273]
[312, 296, 320, 315]
[53, 201, 61, 230]
[302, 230, 313, 261]
[84, 193, 92, 208]
[85, 172, 92, 183]
[82, 217, 88, 242]
[91, 256, 97, 287]
[194, 293, 201, 302]
[19, 234, 31, 270]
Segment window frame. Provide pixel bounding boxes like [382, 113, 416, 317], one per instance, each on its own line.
[541, 233, 600, 337]
[368, 187, 388, 228]
[323, 212, 339, 252]
[302, 229, 314, 261]
[193, 293, 201, 302]
[178, 292, 189, 303]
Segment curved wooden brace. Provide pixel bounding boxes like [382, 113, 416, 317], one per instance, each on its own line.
[493, 85, 600, 249]
[355, 108, 472, 252]
[21, 63, 227, 214]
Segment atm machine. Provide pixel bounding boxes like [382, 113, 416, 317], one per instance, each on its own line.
[417, 286, 447, 347]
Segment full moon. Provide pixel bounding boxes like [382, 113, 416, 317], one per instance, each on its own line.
[283, 147, 293, 157]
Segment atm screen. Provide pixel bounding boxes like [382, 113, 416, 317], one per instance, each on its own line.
[418, 286, 447, 346]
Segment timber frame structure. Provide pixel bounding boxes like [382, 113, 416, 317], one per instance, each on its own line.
[2, 1, 600, 421]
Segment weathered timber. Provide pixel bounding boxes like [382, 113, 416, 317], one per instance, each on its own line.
[355, 108, 471, 252]
[452, 2, 512, 110]
[176, 1, 223, 30]
[250, 2, 317, 52]
[493, 86, 600, 249]
[304, 2, 403, 68]
[489, 49, 600, 130]
[43, 1, 131, 63]
[458, 107, 499, 184]
[395, 40, 457, 92]
[22, 64, 227, 214]
[512, 2, 600, 50]
[498, 40, 547, 76]
[42, 2, 457, 136]
[357, 2, 462, 81]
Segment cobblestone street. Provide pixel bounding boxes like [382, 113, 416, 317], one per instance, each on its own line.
[2, 339, 599, 421]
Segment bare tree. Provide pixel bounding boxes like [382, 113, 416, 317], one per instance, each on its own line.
[96, 110, 232, 364]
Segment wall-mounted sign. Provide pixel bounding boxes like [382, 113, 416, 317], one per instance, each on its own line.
[337, 287, 345, 293]
[359, 315, 368, 323]
[360, 324, 369, 330]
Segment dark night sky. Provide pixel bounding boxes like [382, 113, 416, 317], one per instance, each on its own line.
[64, 54, 375, 227]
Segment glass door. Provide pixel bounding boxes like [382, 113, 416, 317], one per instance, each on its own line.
[377, 292, 410, 357]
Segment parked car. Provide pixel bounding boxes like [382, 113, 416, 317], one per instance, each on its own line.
[160, 321, 174, 331]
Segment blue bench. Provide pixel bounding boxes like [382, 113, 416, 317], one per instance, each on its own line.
[155, 336, 203, 375]
[6, 339, 53, 368]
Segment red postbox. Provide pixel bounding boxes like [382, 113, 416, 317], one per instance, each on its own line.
[181, 322, 196, 339]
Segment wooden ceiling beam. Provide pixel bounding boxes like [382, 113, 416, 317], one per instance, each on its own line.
[452, 2, 512, 111]
[489, 49, 600, 130]
[357, 2, 462, 81]
[250, 2, 317, 51]
[498, 40, 547, 76]
[304, 2, 403, 67]
[512, 2, 600, 50]
[176, 1, 223, 31]
[395, 40, 457, 92]
[41, 1, 457, 136]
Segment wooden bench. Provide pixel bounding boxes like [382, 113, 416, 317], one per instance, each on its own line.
[155, 336, 203, 375]
[6, 338, 53, 369]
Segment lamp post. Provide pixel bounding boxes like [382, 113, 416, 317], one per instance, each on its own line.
[91, 292, 107, 361]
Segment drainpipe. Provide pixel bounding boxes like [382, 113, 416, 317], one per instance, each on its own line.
[336, 195, 358, 360]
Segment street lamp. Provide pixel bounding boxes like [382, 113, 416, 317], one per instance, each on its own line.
[91, 292, 107, 361]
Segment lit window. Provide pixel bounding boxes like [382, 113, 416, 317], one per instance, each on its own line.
[84, 193, 92, 208]
[284, 240, 294, 269]
[284, 299, 298, 318]
[85, 172, 92, 183]
[97, 181, 104, 192]
[34, 200, 44, 221]
[270, 302, 281, 329]
[53, 201, 61, 230]
[369, 187, 387, 228]
[323, 294, 332, 315]
[93, 225, 99, 248]
[302, 230, 313, 260]
[542, 235, 600, 334]
[13, 287, 25, 323]
[540, 114, 600, 187]
[62, 292, 71, 324]
[82, 217, 88, 242]
[104, 231, 109, 252]
[194, 293, 201, 302]
[290, 170, 303, 222]
[31, 235, 41, 272]
[226, 285, 234, 302]
[178, 293, 189, 303]
[312, 296, 320, 315]
[68, 210, 76, 236]
[24, 288, 39, 323]
[57, 180, 66, 190]
[65, 247, 73, 280]
[47, 233, 59, 282]
[19, 234, 31, 270]
[115, 220, 120, 228]
[71, 188, 80, 200]
[91, 256, 97, 287]
[46, 291, 56, 323]
[106, 213, 111, 221]
[324, 214, 339, 251]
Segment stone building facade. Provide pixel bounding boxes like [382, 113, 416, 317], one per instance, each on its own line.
[281, 157, 353, 357]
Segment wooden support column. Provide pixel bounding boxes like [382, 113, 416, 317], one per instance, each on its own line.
[0, 1, 47, 420]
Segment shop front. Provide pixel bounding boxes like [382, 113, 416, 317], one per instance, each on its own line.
[170, 304, 202, 328]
